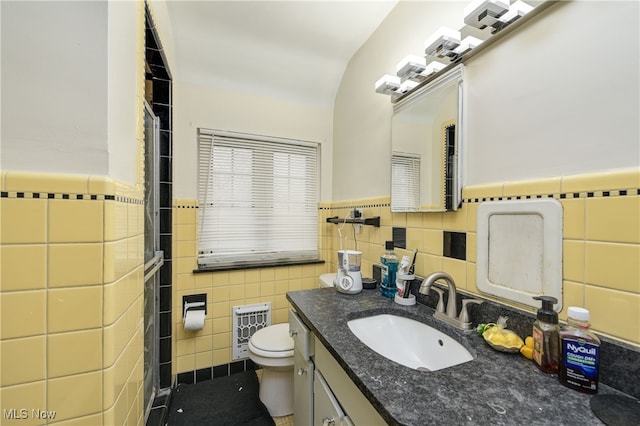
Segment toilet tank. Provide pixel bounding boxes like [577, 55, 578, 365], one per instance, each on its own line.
[319, 273, 336, 288]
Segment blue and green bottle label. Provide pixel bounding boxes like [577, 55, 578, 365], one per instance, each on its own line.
[561, 337, 599, 391]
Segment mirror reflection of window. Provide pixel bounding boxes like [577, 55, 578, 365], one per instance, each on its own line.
[391, 65, 463, 212]
[391, 152, 421, 211]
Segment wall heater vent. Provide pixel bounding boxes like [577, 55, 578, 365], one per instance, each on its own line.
[232, 302, 272, 360]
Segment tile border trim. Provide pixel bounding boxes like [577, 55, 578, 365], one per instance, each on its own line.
[464, 188, 639, 204]
[0, 191, 143, 204]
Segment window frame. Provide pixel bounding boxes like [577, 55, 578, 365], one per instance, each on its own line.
[197, 129, 321, 271]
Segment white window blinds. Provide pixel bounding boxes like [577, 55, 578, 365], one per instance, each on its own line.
[391, 152, 421, 212]
[198, 129, 319, 268]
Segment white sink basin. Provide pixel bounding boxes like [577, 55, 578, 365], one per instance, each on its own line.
[347, 314, 474, 371]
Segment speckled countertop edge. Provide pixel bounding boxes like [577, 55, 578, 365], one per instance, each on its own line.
[287, 288, 633, 426]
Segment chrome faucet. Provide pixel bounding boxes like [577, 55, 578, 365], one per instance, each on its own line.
[419, 272, 483, 330]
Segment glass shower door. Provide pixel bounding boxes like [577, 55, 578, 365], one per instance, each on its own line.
[143, 101, 164, 421]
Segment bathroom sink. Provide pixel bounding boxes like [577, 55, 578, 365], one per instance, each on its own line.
[347, 314, 474, 371]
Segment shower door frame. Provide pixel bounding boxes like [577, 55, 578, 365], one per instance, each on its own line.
[143, 100, 164, 421]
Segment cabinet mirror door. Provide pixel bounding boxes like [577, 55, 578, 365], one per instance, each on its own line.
[391, 65, 463, 212]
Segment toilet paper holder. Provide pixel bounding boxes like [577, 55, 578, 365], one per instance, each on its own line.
[183, 294, 207, 320]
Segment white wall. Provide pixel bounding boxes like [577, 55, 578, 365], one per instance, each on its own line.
[333, 1, 640, 201]
[464, 1, 639, 185]
[333, 1, 466, 201]
[1, 0, 142, 185]
[1, 1, 109, 176]
[172, 80, 334, 200]
[107, 0, 140, 185]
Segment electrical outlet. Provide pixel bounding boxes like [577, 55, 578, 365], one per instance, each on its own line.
[351, 208, 362, 233]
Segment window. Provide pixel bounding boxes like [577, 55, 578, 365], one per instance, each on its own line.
[391, 152, 421, 212]
[198, 129, 319, 268]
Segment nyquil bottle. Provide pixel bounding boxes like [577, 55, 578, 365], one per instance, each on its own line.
[559, 307, 600, 394]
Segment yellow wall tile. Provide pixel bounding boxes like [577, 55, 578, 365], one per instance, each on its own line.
[48, 243, 103, 287]
[561, 198, 585, 240]
[175, 207, 197, 225]
[503, 177, 561, 198]
[560, 280, 585, 315]
[422, 229, 443, 256]
[462, 183, 503, 200]
[5, 172, 88, 194]
[0, 290, 46, 339]
[48, 329, 102, 378]
[229, 285, 245, 301]
[47, 371, 102, 421]
[585, 242, 640, 293]
[0, 381, 46, 426]
[213, 348, 229, 366]
[49, 200, 103, 243]
[0, 245, 47, 291]
[245, 269, 261, 283]
[585, 285, 640, 343]
[212, 332, 230, 350]
[102, 391, 127, 426]
[0, 198, 47, 244]
[466, 232, 477, 263]
[0, 336, 46, 386]
[211, 286, 229, 302]
[586, 196, 640, 244]
[442, 207, 466, 231]
[48, 286, 102, 333]
[195, 351, 213, 369]
[442, 258, 467, 289]
[212, 317, 230, 334]
[562, 241, 585, 283]
[88, 175, 115, 196]
[176, 354, 195, 373]
[562, 168, 640, 193]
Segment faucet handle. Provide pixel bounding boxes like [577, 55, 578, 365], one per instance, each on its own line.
[459, 298, 483, 324]
[432, 287, 446, 313]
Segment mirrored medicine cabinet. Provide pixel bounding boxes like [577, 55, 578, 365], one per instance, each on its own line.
[391, 64, 463, 212]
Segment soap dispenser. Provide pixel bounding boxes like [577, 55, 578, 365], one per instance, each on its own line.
[532, 296, 560, 374]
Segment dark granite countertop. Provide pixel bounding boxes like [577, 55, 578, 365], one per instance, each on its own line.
[286, 287, 632, 426]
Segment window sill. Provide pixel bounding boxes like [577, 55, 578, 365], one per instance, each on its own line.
[194, 258, 325, 273]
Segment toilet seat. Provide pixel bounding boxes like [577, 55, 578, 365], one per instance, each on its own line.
[249, 323, 294, 358]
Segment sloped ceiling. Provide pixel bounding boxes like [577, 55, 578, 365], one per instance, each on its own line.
[166, 0, 397, 106]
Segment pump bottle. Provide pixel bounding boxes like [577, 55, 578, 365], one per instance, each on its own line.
[532, 296, 560, 373]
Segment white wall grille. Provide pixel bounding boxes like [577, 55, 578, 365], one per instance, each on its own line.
[232, 302, 272, 360]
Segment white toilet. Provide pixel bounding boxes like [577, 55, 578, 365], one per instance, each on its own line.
[248, 323, 295, 417]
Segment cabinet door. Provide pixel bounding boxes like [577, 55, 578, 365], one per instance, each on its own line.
[294, 350, 314, 426]
[313, 371, 345, 426]
[289, 309, 312, 359]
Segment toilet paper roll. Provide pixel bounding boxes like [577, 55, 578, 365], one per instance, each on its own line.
[183, 310, 206, 331]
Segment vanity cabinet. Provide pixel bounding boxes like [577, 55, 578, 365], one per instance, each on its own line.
[289, 309, 386, 426]
[314, 336, 385, 426]
[289, 310, 314, 426]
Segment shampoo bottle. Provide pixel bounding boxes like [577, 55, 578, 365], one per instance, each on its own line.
[379, 241, 399, 298]
[532, 296, 560, 373]
[559, 307, 600, 394]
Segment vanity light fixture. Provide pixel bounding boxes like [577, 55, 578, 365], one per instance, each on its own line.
[396, 55, 427, 79]
[375, 74, 401, 95]
[423, 61, 447, 77]
[491, 0, 534, 33]
[464, 0, 510, 30]
[424, 27, 461, 58]
[452, 36, 484, 57]
[399, 79, 420, 93]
